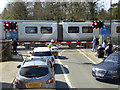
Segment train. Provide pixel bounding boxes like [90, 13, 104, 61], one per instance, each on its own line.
[0, 20, 120, 48]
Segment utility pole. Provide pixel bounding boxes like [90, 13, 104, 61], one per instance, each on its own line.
[110, 0, 112, 40]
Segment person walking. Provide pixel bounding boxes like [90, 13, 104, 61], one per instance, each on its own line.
[92, 36, 97, 52]
[12, 38, 18, 55]
[105, 40, 113, 56]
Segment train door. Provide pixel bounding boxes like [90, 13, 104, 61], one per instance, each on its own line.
[57, 24, 63, 41]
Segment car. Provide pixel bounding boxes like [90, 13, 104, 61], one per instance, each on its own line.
[29, 47, 55, 67]
[92, 51, 120, 80]
[13, 59, 55, 89]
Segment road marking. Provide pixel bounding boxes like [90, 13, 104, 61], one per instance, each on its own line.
[57, 50, 72, 88]
[76, 49, 97, 64]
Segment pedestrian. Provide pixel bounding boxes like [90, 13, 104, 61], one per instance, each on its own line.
[92, 36, 97, 52]
[97, 44, 102, 50]
[12, 38, 18, 55]
[102, 40, 106, 48]
[105, 40, 113, 56]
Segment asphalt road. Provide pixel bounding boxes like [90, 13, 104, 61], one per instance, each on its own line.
[57, 49, 119, 88]
[1, 46, 120, 89]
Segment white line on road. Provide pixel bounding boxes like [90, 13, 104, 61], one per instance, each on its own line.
[76, 49, 97, 64]
[57, 52, 72, 88]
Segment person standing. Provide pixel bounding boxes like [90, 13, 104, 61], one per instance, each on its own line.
[102, 40, 106, 48]
[48, 39, 55, 48]
[12, 38, 18, 55]
[92, 36, 97, 52]
[105, 40, 113, 56]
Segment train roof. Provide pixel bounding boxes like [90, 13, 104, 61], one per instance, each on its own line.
[0, 20, 57, 23]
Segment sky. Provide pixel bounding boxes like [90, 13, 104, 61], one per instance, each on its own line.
[0, 0, 119, 14]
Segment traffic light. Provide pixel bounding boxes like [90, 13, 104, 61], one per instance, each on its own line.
[92, 21, 104, 29]
[92, 21, 98, 28]
[4, 22, 17, 31]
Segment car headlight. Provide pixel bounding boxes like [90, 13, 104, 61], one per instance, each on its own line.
[108, 70, 117, 75]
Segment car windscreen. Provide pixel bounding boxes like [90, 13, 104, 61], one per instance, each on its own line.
[20, 67, 49, 78]
[32, 51, 52, 56]
[104, 54, 120, 63]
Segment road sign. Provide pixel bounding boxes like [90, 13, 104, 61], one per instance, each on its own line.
[102, 25, 110, 34]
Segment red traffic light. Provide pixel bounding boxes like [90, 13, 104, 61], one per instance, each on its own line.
[6, 23, 10, 27]
[4, 22, 17, 31]
[94, 22, 97, 26]
[92, 21, 104, 29]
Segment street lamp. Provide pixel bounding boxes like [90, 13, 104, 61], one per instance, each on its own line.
[110, 0, 112, 40]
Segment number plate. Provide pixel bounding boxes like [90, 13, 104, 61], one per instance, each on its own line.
[26, 83, 42, 88]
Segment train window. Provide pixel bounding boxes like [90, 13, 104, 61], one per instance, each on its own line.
[25, 27, 37, 34]
[82, 27, 93, 33]
[68, 27, 79, 33]
[116, 26, 120, 33]
[41, 27, 52, 34]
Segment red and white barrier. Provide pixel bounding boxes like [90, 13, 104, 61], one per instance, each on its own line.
[18, 41, 93, 45]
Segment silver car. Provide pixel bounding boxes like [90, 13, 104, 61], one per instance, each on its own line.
[13, 59, 55, 89]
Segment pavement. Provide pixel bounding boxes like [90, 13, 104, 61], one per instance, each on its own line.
[81, 49, 103, 64]
[1, 54, 23, 89]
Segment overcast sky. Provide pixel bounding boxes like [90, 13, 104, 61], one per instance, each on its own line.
[0, 0, 119, 14]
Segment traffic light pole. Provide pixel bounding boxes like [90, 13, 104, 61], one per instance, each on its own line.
[110, 0, 112, 40]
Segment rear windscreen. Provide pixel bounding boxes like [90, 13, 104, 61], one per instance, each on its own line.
[32, 51, 52, 56]
[20, 67, 49, 78]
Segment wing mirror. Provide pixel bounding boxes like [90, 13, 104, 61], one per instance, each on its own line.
[17, 65, 21, 68]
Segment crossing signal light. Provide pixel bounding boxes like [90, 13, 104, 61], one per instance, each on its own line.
[98, 22, 104, 28]
[92, 21, 104, 29]
[5, 23, 10, 27]
[4, 22, 17, 31]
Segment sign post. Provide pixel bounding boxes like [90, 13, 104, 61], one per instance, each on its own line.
[7, 31, 10, 40]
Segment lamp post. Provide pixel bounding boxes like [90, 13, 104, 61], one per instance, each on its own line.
[110, 0, 112, 40]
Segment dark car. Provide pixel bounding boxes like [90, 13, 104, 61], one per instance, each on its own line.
[92, 51, 120, 80]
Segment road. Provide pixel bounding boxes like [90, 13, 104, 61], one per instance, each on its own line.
[1, 46, 120, 89]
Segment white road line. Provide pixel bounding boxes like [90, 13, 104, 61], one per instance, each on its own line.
[57, 53, 72, 88]
[76, 49, 97, 64]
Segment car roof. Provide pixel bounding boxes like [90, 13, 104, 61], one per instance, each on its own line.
[22, 59, 49, 68]
[33, 47, 51, 52]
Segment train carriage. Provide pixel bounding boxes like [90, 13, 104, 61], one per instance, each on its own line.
[0, 20, 120, 48]
[0, 20, 57, 42]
